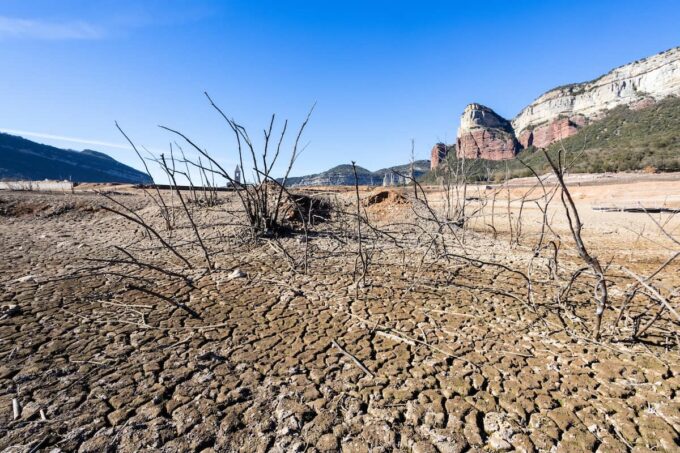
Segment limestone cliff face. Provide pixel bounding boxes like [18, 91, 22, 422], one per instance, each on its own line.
[456, 104, 519, 160]
[450, 46, 680, 162]
[512, 46, 680, 145]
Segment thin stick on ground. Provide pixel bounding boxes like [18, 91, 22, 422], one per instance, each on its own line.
[331, 339, 374, 378]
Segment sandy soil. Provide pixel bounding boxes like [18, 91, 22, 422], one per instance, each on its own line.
[0, 181, 678, 452]
[422, 174, 680, 267]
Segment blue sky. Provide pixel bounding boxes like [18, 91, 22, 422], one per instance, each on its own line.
[1, 0, 679, 181]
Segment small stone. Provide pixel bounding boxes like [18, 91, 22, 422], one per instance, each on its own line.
[1, 304, 20, 316]
[227, 269, 246, 281]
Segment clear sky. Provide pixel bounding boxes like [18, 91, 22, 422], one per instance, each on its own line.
[1, 0, 679, 181]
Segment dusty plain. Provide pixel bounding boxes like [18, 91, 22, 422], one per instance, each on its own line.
[1, 173, 679, 452]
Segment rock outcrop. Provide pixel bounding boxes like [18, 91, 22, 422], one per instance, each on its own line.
[456, 104, 519, 160]
[430, 143, 447, 169]
[447, 46, 680, 162]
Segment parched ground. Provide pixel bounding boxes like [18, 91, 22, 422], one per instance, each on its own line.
[428, 173, 680, 264]
[0, 188, 678, 452]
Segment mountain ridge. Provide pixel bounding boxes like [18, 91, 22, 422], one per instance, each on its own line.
[283, 160, 430, 187]
[0, 133, 153, 184]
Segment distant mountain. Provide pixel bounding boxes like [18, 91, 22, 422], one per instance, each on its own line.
[0, 133, 152, 184]
[283, 160, 430, 187]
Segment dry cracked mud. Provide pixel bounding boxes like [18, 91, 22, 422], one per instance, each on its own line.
[0, 190, 678, 452]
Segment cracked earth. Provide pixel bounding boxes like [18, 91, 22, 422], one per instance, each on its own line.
[1, 190, 678, 452]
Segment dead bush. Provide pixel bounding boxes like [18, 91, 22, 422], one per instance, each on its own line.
[280, 193, 332, 225]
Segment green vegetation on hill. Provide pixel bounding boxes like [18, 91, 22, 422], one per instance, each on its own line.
[424, 96, 680, 183]
[0, 133, 153, 184]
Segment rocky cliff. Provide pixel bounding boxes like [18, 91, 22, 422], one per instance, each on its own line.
[453, 46, 680, 161]
[513, 47, 680, 139]
[456, 104, 519, 160]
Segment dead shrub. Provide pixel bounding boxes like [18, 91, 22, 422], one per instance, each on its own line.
[281, 193, 332, 225]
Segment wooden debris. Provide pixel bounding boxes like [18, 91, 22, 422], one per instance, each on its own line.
[593, 206, 680, 214]
[376, 330, 416, 346]
[12, 398, 20, 420]
[331, 339, 374, 378]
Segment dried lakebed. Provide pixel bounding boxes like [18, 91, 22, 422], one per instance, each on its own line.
[0, 191, 678, 452]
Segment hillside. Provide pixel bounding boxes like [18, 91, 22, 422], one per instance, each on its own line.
[425, 96, 680, 182]
[0, 133, 152, 184]
[512, 46, 680, 138]
[284, 160, 430, 187]
[454, 46, 680, 161]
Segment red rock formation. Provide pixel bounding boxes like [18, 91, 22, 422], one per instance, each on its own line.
[457, 129, 518, 160]
[430, 143, 447, 169]
[456, 47, 680, 160]
[517, 116, 586, 149]
[456, 104, 518, 160]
